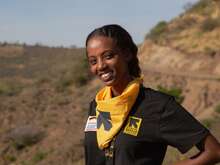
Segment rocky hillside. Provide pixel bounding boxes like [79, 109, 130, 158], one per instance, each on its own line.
[139, 0, 220, 118]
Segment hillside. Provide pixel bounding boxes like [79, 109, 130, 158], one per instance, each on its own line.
[1, 0, 220, 164]
[144, 0, 220, 56]
[139, 0, 220, 117]
[0, 43, 96, 165]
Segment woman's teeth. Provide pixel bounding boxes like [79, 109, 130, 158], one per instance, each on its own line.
[101, 72, 112, 79]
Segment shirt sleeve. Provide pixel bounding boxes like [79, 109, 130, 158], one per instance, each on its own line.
[159, 96, 210, 153]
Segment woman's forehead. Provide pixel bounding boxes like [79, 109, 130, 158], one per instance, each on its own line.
[87, 36, 117, 49]
[87, 37, 105, 49]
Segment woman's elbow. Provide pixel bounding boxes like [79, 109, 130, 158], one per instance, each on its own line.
[217, 147, 220, 161]
[211, 140, 220, 163]
[203, 134, 220, 163]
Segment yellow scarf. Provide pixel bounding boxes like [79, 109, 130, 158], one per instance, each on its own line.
[95, 78, 142, 149]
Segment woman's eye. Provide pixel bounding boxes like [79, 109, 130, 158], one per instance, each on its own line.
[104, 53, 114, 59]
[89, 59, 97, 65]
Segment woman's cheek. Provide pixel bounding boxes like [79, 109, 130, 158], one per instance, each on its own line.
[89, 66, 96, 75]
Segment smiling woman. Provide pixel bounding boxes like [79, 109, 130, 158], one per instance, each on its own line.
[86, 24, 140, 96]
[84, 24, 220, 165]
[86, 36, 132, 96]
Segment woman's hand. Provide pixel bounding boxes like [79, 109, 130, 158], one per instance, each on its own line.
[173, 134, 220, 165]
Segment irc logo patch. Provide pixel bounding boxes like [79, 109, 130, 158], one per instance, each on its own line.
[97, 111, 112, 131]
[123, 116, 142, 136]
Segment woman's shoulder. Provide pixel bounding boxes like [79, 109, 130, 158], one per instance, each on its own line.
[87, 99, 97, 116]
[141, 86, 173, 103]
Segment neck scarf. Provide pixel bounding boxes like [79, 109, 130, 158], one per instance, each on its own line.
[95, 77, 142, 149]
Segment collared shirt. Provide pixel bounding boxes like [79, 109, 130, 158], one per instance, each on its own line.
[84, 86, 209, 165]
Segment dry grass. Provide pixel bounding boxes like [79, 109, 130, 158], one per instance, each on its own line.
[145, 0, 220, 55]
[0, 43, 91, 165]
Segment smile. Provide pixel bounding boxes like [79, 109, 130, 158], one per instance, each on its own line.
[100, 72, 113, 81]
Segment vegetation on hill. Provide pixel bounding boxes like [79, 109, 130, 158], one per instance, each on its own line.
[157, 85, 184, 103]
[145, 0, 220, 56]
[0, 44, 91, 95]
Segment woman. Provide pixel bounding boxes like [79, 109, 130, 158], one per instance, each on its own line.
[84, 24, 220, 165]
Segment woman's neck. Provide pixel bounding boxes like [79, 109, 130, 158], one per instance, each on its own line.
[111, 76, 133, 97]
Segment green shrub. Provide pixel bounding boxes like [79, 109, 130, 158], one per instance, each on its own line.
[72, 69, 90, 87]
[55, 71, 74, 92]
[4, 155, 16, 162]
[0, 81, 22, 96]
[186, 0, 210, 14]
[215, 104, 220, 114]
[32, 151, 48, 163]
[204, 47, 216, 57]
[201, 119, 213, 128]
[173, 17, 196, 33]
[35, 76, 51, 85]
[55, 56, 91, 92]
[192, 43, 198, 49]
[71, 56, 90, 86]
[157, 86, 184, 103]
[201, 18, 220, 32]
[21, 161, 28, 165]
[146, 21, 168, 41]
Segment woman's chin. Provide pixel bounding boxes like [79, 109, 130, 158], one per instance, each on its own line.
[101, 79, 115, 87]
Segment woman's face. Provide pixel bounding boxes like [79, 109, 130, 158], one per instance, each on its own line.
[86, 36, 131, 89]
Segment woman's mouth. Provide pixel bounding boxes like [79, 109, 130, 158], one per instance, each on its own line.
[100, 72, 113, 82]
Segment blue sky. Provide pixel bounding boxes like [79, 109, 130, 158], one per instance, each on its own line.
[0, 0, 198, 47]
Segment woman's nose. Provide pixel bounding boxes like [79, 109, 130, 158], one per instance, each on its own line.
[97, 59, 106, 70]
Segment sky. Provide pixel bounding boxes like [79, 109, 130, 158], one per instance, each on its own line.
[0, 0, 199, 47]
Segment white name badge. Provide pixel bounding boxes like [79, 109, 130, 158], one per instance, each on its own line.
[84, 116, 97, 132]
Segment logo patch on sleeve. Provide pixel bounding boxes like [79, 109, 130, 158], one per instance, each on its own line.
[123, 116, 142, 136]
[84, 116, 97, 132]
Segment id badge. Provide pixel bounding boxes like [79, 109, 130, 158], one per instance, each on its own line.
[84, 116, 97, 132]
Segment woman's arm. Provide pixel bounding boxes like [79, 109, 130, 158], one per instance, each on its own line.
[173, 134, 220, 165]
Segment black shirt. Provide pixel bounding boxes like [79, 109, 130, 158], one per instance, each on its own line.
[84, 86, 209, 165]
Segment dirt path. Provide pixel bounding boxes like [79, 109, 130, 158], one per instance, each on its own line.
[143, 66, 220, 81]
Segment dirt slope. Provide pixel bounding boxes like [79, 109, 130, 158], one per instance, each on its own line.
[139, 0, 220, 118]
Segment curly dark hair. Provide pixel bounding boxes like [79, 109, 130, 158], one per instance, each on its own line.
[86, 24, 141, 78]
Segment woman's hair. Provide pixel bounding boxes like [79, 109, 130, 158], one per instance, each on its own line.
[86, 24, 141, 78]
